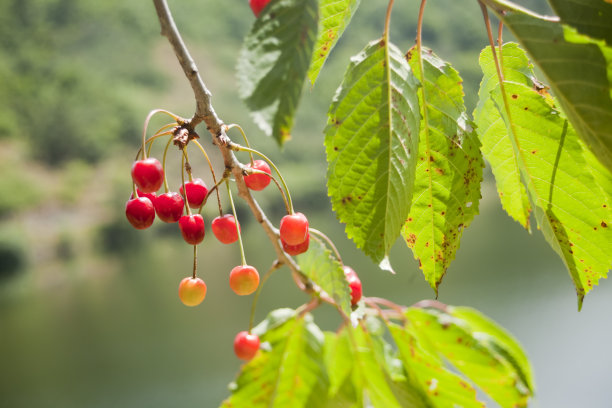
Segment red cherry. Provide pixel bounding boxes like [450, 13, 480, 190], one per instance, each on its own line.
[279, 212, 309, 245]
[130, 189, 156, 204]
[343, 265, 362, 305]
[229, 265, 259, 295]
[131, 158, 164, 194]
[234, 331, 260, 360]
[248, 0, 271, 17]
[178, 277, 207, 306]
[179, 214, 205, 245]
[125, 197, 155, 229]
[211, 214, 240, 244]
[244, 160, 272, 191]
[155, 192, 184, 223]
[282, 233, 309, 256]
[180, 178, 209, 208]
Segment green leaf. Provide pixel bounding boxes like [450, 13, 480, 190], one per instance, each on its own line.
[482, 0, 612, 173]
[473, 43, 532, 229]
[221, 311, 327, 408]
[237, 0, 319, 145]
[405, 307, 533, 408]
[475, 43, 612, 307]
[449, 307, 535, 392]
[403, 47, 484, 293]
[308, 0, 361, 85]
[323, 331, 354, 397]
[387, 322, 485, 408]
[296, 237, 352, 316]
[325, 39, 421, 263]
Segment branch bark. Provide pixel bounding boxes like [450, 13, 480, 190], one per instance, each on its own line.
[152, 0, 317, 297]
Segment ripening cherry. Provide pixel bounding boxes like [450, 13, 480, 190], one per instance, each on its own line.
[244, 160, 272, 191]
[249, 0, 271, 18]
[180, 178, 209, 208]
[282, 233, 309, 256]
[178, 277, 207, 306]
[131, 158, 164, 194]
[229, 265, 259, 296]
[234, 331, 260, 360]
[211, 214, 240, 244]
[179, 214, 206, 245]
[125, 197, 155, 229]
[343, 265, 362, 306]
[130, 189, 156, 204]
[155, 192, 184, 223]
[279, 212, 309, 246]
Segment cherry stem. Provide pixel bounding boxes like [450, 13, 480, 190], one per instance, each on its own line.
[308, 228, 343, 264]
[248, 261, 281, 332]
[411, 299, 448, 312]
[192, 139, 222, 215]
[146, 130, 174, 157]
[226, 180, 247, 266]
[141, 109, 180, 160]
[180, 151, 192, 216]
[225, 124, 254, 164]
[182, 148, 194, 183]
[364, 298, 391, 324]
[250, 168, 291, 214]
[366, 296, 406, 315]
[192, 245, 197, 279]
[296, 298, 321, 318]
[233, 144, 294, 214]
[162, 136, 173, 193]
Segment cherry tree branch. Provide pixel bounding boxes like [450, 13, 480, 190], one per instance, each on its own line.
[152, 0, 324, 301]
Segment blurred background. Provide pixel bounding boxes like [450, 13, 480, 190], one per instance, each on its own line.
[0, 0, 610, 407]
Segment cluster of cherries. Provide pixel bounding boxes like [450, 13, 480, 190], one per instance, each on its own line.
[125, 115, 362, 362]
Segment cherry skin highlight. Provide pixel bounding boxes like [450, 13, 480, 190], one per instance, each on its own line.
[179, 214, 206, 245]
[131, 158, 164, 194]
[229, 265, 260, 295]
[244, 160, 272, 191]
[234, 331, 260, 360]
[282, 233, 309, 256]
[211, 214, 240, 244]
[125, 197, 155, 229]
[249, 0, 271, 17]
[178, 277, 207, 306]
[180, 178, 209, 208]
[279, 212, 309, 245]
[343, 265, 362, 306]
[155, 192, 184, 223]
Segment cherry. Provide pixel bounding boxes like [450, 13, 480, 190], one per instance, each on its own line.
[155, 192, 184, 223]
[249, 0, 271, 17]
[130, 189, 156, 204]
[125, 197, 155, 229]
[279, 212, 309, 246]
[343, 265, 362, 306]
[244, 160, 272, 191]
[234, 331, 260, 360]
[211, 214, 240, 244]
[180, 178, 209, 208]
[131, 158, 164, 194]
[229, 265, 260, 296]
[179, 214, 206, 245]
[178, 277, 207, 306]
[282, 233, 309, 256]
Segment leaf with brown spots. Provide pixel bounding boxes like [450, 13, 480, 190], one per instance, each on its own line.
[325, 39, 420, 263]
[308, 0, 361, 85]
[474, 43, 612, 309]
[403, 47, 484, 294]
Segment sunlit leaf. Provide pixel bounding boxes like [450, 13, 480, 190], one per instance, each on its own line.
[308, 0, 361, 85]
[473, 43, 532, 229]
[403, 47, 484, 293]
[237, 0, 318, 145]
[405, 306, 533, 408]
[475, 43, 612, 307]
[387, 322, 485, 408]
[325, 38, 420, 263]
[221, 310, 327, 408]
[297, 237, 352, 316]
[482, 0, 612, 172]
